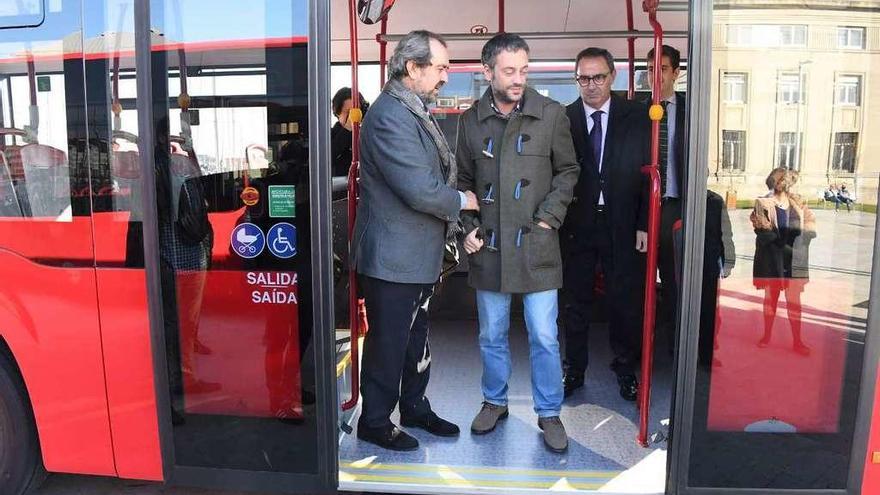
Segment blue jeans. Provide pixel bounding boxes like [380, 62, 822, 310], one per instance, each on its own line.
[476, 289, 563, 417]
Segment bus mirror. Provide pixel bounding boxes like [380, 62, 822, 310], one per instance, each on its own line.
[357, 0, 396, 24]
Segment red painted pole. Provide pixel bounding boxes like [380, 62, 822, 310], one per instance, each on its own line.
[637, 0, 664, 448]
[379, 16, 388, 87]
[342, 0, 363, 412]
[625, 0, 635, 100]
[498, 0, 505, 33]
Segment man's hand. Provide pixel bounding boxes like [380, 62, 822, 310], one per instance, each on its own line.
[463, 190, 480, 211]
[535, 220, 552, 230]
[635, 230, 648, 253]
[464, 228, 484, 254]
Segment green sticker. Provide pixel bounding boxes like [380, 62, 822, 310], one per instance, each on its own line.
[269, 185, 296, 218]
[37, 76, 51, 92]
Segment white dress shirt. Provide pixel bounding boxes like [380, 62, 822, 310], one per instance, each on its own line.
[584, 98, 611, 205]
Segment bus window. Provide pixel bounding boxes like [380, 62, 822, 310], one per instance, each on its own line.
[0, 7, 94, 264]
[0, 0, 44, 29]
[686, 2, 878, 490]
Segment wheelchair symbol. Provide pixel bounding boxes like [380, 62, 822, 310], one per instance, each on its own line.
[267, 222, 297, 259]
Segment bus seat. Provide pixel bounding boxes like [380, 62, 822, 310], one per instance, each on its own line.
[19, 144, 71, 218]
[4, 145, 24, 181]
[0, 152, 22, 217]
[113, 150, 141, 180]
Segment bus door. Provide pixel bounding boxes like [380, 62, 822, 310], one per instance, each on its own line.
[671, 2, 880, 493]
[134, 0, 337, 490]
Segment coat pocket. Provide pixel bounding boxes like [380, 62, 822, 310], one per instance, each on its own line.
[527, 224, 561, 269]
[378, 220, 426, 273]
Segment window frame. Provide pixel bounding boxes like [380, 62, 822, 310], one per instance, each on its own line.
[838, 26, 866, 50]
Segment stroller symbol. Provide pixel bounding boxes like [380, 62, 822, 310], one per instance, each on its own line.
[230, 223, 265, 259]
[237, 228, 259, 254]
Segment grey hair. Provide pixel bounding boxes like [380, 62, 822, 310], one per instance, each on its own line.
[387, 30, 446, 81]
[481, 33, 530, 68]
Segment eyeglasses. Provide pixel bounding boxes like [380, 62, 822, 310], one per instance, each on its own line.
[575, 73, 609, 87]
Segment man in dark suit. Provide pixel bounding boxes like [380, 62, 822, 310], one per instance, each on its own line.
[353, 30, 479, 451]
[646, 45, 687, 346]
[560, 47, 650, 401]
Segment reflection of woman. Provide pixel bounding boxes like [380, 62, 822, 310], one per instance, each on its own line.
[330, 87, 369, 177]
[750, 168, 816, 356]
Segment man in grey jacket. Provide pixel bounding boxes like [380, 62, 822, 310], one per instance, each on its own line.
[457, 33, 580, 453]
[353, 30, 479, 451]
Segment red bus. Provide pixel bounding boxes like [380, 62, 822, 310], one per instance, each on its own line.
[0, 1, 879, 494]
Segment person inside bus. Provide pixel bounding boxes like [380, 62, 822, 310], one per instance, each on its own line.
[331, 87, 369, 178]
[130, 117, 218, 424]
[353, 30, 480, 451]
[645, 45, 687, 353]
[560, 47, 650, 402]
[457, 33, 579, 453]
[750, 167, 815, 356]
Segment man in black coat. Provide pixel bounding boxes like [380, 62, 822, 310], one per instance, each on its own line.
[646, 45, 687, 346]
[560, 47, 650, 401]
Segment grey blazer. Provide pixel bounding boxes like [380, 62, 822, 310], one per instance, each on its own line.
[352, 91, 461, 284]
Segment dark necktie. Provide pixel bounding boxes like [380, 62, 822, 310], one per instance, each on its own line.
[659, 101, 669, 197]
[590, 110, 604, 170]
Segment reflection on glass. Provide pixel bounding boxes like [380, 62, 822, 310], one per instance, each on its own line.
[690, 0, 876, 490]
[151, 0, 318, 474]
[751, 168, 814, 357]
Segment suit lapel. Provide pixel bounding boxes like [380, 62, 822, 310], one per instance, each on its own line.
[603, 96, 627, 179]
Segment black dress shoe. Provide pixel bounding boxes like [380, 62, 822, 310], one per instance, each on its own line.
[400, 411, 460, 437]
[617, 373, 638, 402]
[357, 423, 419, 451]
[563, 373, 584, 398]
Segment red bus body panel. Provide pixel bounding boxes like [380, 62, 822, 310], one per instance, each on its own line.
[0, 249, 115, 476]
[95, 268, 163, 481]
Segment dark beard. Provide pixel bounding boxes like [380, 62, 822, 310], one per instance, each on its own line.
[492, 84, 523, 105]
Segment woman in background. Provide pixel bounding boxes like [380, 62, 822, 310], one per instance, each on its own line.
[750, 168, 816, 356]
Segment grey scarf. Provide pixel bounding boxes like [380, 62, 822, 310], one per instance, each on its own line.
[383, 78, 460, 240]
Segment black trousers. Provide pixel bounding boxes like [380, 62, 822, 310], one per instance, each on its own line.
[359, 275, 435, 429]
[658, 198, 683, 344]
[562, 211, 643, 376]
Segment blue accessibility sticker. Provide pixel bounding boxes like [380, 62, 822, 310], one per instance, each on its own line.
[231, 222, 265, 259]
[267, 222, 297, 259]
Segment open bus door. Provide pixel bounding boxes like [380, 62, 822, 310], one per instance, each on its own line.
[130, 0, 339, 491]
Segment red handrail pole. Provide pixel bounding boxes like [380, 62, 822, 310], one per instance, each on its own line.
[498, 0, 505, 33]
[625, 0, 635, 100]
[637, 0, 664, 447]
[379, 17, 388, 87]
[342, 0, 362, 412]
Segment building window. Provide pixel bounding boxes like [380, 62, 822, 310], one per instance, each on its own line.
[727, 24, 807, 47]
[838, 27, 866, 49]
[721, 130, 746, 172]
[777, 132, 802, 170]
[779, 25, 808, 46]
[722, 72, 747, 103]
[831, 132, 858, 173]
[777, 73, 803, 104]
[835, 75, 862, 106]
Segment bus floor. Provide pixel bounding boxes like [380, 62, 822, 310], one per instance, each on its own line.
[338, 316, 673, 495]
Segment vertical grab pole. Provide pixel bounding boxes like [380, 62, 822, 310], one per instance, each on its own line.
[638, 0, 664, 447]
[341, 0, 363, 412]
[625, 0, 636, 100]
[379, 16, 388, 87]
[498, 0, 505, 33]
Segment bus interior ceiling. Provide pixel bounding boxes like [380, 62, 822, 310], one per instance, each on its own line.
[333, 1, 689, 493]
